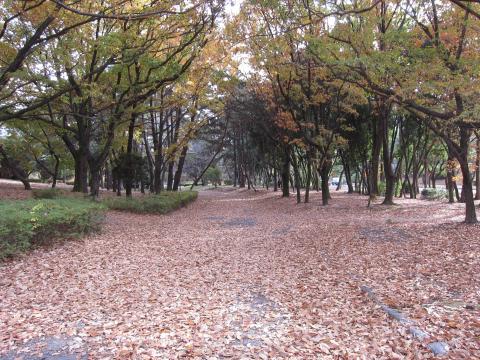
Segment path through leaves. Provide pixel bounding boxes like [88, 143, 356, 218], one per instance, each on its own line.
[1, 189, 479, 358]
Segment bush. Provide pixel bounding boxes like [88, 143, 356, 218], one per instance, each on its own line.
[0, 198, 106, 259]
[223, 179, 233, 186]
[104, 191, 198, 214]
[32, 188, 62, 199]
[203, 166, 222, 187]
[421, 188, 448, 200]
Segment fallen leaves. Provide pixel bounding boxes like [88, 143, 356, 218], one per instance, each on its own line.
[0, 187, 479, 358]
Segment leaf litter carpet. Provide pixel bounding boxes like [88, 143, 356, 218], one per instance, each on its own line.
[1, 188, 479, 359]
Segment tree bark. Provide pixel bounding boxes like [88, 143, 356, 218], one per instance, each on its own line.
[476, 136, 480, 200]
[173, 145, 188, 191]
[304, 153, 312, 203]
[379, 106, 395, 205]
[459, 157, 477, 223]
[73, 152, 88, 193]
[125, 112, 137, 197]
[446, 155, 455, 203]
[319, 161, 331, 205]
[273, 166, 278, 192]
[291, 151, 301, 204]
[281, 146, 290, 197]
[457, 127, 477, 223]
[343, 158, 354, 193]
[336, 170, 344, 191]
[52, 154, 60, 188]
[90, 167, 101, 198]
[371, 117, 381, 196]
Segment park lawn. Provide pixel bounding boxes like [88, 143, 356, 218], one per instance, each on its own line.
[0, 198, 106, 259]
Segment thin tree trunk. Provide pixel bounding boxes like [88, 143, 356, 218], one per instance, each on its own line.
[125, 112, 137, 198]
[476, 136, 480, 200]
[305, 154, 312, 203]
[281, 146, 290, 197]
[51, 154, 60, 188]
[320, 162, 331, 205]
[458, 152, 477, 223]
[343, 156, 354, 193]
[173, 146, 188, 191]
[291, 151, 301, 204]
[371, 117, 381, 196]
[273, 166, 278, 192]
[336, 170, 344, 191]
[447, 155, 455, 203]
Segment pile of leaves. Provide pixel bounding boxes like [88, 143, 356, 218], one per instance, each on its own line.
[0, 198, 105, 259]
[104, 191, 198, 214]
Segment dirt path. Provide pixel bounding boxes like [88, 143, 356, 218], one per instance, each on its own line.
[1, 189, 479, 359]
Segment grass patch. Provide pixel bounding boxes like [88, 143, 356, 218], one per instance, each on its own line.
[104, 191, 198, 214]
[0, 198, 106, 259]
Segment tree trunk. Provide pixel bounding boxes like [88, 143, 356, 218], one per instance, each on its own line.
[343, 156, 354, 193]
[371, 118, 381, 196]
[305, 154, 312, 203]
[233, 136, 238, 187]
[125, 112, 137, 198]
[476, 136, 480, 200]
[281, 147, 290, 197]
[457, 127, 477, 223]
[336, 170, 344, 191]
[105, 162, 112, 190]
[446, 155, 455, 203]
[173, 146, 188, 191]
[73, 153, 88, 193]
[142, 128, 155, 193]
[320, 164, 330, 205]
[51, 154, 60, 188]
[89, 167, 101, 198]
[166, 161, 174, 190]
[116, 178, 122, 196]
[378, 108, 395, 205]
[154, 153, 163, 194]
[459, 158, 477, 223]
[273, 166, 278, 192]
[291, 152, 301, 204]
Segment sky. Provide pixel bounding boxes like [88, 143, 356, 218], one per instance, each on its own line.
[225, 0, 243, 17]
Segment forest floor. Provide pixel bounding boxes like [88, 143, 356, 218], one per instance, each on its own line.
[0, 183, 479, 359]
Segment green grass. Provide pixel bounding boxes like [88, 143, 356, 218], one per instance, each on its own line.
[0, 198, 106, 259]
[104, 191, 198, 214]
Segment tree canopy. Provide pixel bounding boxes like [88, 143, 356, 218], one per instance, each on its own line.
[1, 0, 480, 222]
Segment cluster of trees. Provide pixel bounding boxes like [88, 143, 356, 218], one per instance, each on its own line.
[0, 0, 226, 196]
[219, 0, 480, 223]
[2, 0, 480, 224]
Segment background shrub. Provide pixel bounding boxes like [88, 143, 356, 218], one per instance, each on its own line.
[104, 191, 198, 214]
[421, 188, 448, 200]
[0, 198, 106, 259]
